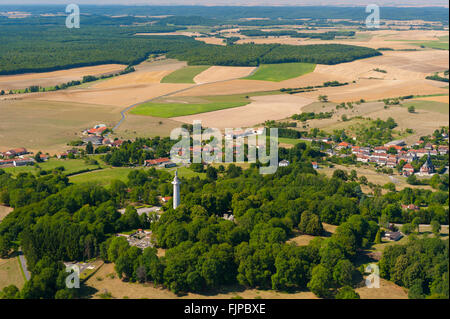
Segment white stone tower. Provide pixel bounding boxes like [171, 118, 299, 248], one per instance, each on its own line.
[172, 169, 181, 209]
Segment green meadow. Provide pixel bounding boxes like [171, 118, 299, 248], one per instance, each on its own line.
[245, 63, 316, 82]
[161, 65, 210, 83]
[402, 100, 449, 115]
[130, 94, 250, 118]
[2, 158, 104, 176]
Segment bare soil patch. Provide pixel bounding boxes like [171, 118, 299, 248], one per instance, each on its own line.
[356, 278, 408, 299]
[0, 205, 13, 222]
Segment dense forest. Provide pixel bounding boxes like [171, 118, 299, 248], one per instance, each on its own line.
[0, 20, 380, 74]
[0, 137, 448, 299]
[1, 5, 448, 23]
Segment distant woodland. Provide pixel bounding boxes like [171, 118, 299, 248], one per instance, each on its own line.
[0, 23, 380, 74]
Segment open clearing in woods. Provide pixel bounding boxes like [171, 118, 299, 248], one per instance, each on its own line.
[0, 256, 25, 290]
[84, 260, 407, 299]
[0, 205, 13, 222]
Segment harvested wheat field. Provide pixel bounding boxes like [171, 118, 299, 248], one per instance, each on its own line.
[92, 60, 187, 89]
[300, 78, 448, 103]
[0, 64, 125, 91]
[367, 50, 449, 74]
[85, 263, 317, 299]
[0, 99, 121, 153]
[32, 83, 193, 107]
[416, 95, 449, 104]
[195, 37, 226, 45]
[173, 72, 337, 97]
[172, 94, 314, 129]
[113, 114, 182, 140]
[193, 66, 257, 84]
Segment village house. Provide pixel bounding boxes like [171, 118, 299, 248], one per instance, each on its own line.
[0, 147, 28, 158]
[84, 124, 107, 136]
[145, 157, 171, 167]
[311, 161, 319, 169]
[438, 145, 449, 155]
[336, 141, 351, 150]
[402, 204, 419, 211]
[402, 163, 415, 176]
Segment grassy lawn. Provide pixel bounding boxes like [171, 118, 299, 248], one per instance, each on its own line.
[245, 63, 316, 82]
[0, 256, 25, 290]
[161, 65, 210, 83]
[402, 100, 449, 115]
[2, 158, 105, 176]
[278, 137, 308, 146]
[408, 36, 449, 50]
[69, 167, 135, 187]
[69, 166, 206, 186]
[171, 166, 206, 179]
[130, 94, 250, 118]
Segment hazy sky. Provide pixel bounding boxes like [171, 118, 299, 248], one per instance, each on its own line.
[0, 0, 448, 6]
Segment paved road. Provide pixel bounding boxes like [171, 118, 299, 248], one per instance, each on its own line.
[18, 250, 31, 281]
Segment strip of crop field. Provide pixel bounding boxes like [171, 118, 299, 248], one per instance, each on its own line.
[161, 65, 210, 83]
[245, 63, 316, 82]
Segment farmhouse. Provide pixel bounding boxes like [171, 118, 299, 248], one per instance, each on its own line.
[0, 147, 28, 158]
[13, 158, 35, 166]
[83, 136, 104, 146]
[384, 231, 403, 242]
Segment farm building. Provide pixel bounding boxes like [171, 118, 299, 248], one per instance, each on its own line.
[384, 231, 403, 242]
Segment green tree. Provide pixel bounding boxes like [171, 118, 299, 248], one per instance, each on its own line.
[85, 141, 94, 154]
[332, 259, 354, 286]
[335, 286, 360, 299]
[308, 265, 332, 298]
[408, 105, 415, 113]
[411, 217, 421, 233]
[374, 229, 382, 244]
[0, 285, 20, 299]
[0, 237, 11, 258]
[430, 220, 441, 237]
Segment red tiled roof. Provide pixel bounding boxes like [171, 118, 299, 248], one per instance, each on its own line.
[145, 157, 171, 165]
